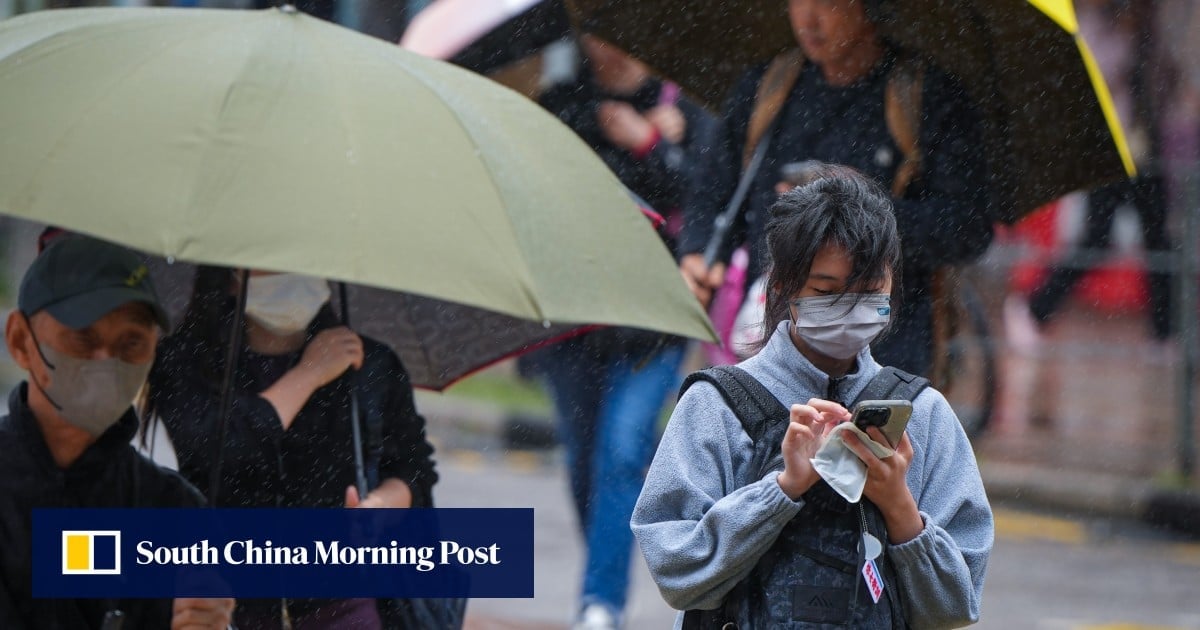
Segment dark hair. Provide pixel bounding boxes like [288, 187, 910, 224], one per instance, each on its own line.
[757, 163, 902, 349]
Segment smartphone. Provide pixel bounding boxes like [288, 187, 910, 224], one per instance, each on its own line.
[850, 400, 913, 448]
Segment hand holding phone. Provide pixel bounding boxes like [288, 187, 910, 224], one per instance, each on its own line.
[850, 399, 912, 448]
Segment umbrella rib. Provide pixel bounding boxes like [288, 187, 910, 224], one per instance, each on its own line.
[300, 18, 366, 280]
[355, 45, 546, 319]
[176, 11, 303, 265]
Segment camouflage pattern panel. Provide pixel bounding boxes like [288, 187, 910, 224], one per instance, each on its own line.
[733, 481, 899, 628]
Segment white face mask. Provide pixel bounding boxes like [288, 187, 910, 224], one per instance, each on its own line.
[244, 273, 331, 336]
[790, 294, 891, 360]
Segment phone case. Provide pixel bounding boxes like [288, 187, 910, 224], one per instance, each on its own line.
[851, 399, 913, 448]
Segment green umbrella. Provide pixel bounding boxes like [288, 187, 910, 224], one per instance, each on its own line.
[0, 6, 716, 391]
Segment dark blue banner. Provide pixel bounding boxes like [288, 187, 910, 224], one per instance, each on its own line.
[33, 508, 533, 598]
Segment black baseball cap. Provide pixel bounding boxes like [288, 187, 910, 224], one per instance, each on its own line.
[17, 234, 169, 330]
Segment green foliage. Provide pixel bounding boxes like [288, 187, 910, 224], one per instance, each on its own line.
[442, 372, 552, 415]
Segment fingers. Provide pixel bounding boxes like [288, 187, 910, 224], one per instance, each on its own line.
[706, 262, 726, 289]
[789, 403, 821, 427]
[894, 431, 914, 459]
[681, 255, 725, 291]
[805, 398, 851, 424]
[839, 430, 876, 466]
[358, 494, 385, 509]
[646, 105, 685, 143]
[844, 428, 911, 477]
[865, 426, 892, 449]
[781, 420, 819, 462]
[679, 267, 713, 306]
[784, 419, 816, 442]
[344, 485, 360, 508]
[313, 328, 364, 368]
[172, 598, 234, 630]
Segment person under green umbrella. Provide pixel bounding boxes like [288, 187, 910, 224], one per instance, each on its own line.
[141, 267, 440, 630]
[0, 234, 235, 630]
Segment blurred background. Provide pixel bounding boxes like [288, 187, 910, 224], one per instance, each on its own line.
[1, 0, 1198, 628]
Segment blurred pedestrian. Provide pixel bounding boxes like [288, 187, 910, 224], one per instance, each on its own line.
[524, 33, 716, 630]
[678, 0, 992, 376]
[0, 234, 234, 629]
[1005, 0, 1177, 354]
[633, 167, 993, 628]
[141, 266, 439, 629]
[1157, 0, 1200, 174]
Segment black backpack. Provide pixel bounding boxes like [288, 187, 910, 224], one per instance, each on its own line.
[678, 365, 928, 629]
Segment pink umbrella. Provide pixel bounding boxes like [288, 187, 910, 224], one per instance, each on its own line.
[399, 0, 542, 58]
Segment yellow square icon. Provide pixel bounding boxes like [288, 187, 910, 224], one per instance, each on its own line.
[61, 530, 121, 575]
[65, 534, 90, 572]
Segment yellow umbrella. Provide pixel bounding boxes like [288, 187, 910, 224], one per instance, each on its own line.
[1030, 0, 1135, 174]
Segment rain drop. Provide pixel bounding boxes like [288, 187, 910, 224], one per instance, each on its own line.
[542, 320, 551, 329]
[166, 256, 175, 264]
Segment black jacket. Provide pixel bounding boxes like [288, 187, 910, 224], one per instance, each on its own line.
[0, 384, 205, 630]
[149, 334, 437, 510]
[539, 73, 716, 228]
[146, 309, 438, 624]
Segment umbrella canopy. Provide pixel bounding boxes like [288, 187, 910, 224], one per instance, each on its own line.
[0, 6, 716, 389]
[401, 0, 543, 62]
[401, 0, 576, 100]
[567, 0, 1135, 222]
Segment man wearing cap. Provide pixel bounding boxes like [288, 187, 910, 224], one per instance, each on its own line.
[0, 234, 235, 629]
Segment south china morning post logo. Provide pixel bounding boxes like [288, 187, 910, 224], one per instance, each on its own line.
[133, 538, 500, 572]
[35, 508, 534, 599]
[61, 530, 121, 575]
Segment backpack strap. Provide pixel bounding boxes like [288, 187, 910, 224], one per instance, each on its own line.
[884, 52, 925, 198]
[743, 48, 805, 168]
[680, 365, 789, 444]
[854, 366, 930, 406]
[680, 365, 792, 482]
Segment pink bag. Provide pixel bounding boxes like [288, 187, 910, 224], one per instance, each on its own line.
[702, 247, 749, 365]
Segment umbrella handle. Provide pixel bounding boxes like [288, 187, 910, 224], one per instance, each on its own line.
[209, 268, 249, 506]
[339, 282, 370, 500]
[348, 384, 369, 499]
[703, 136, 772, 268]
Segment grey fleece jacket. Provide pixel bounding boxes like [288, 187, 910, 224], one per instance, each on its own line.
[631, 322, 993, 629]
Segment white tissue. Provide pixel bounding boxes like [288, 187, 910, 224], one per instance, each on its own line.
[809, 423, 895, 503]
